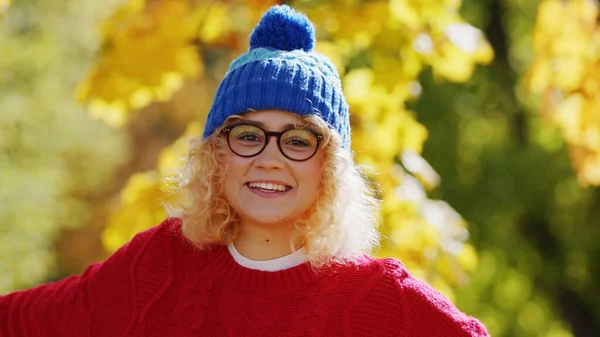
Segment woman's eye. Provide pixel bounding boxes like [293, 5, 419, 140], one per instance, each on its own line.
[287, 138, 310, 147]
[238, 133, 261, 142]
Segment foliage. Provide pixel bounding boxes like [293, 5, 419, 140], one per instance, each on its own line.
[101, 122, 202, 252]
[0, 0, 10, 18]
[0, 0, 127, 293]
[411, 0, 600, 335]
[524, 0, 600, 186]
[76, 0, 204, 127]
[303, 0, 493, 293]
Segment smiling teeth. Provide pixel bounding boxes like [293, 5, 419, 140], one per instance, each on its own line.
[248, 182, 288, 191]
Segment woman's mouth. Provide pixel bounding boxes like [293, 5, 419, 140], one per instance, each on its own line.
[245, 182, 292, 197]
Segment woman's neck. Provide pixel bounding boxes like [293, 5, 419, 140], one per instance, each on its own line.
[233, 221, 298, 260]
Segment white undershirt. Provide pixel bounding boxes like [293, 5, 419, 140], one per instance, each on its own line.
[227, 242, 307, 272]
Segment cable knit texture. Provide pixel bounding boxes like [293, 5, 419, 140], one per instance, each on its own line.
[0, 218, 489, 337]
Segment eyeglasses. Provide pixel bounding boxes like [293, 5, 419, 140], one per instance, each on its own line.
[222, 123, 323, 161]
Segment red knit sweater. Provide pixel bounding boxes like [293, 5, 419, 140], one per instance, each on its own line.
[0, 218, 488, 337]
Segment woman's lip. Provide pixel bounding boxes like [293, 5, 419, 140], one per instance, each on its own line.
[245, 180, 292, 187]
[246, 184, 292, 198]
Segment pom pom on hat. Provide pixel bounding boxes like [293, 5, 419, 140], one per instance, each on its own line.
[249, 5, 315, 52]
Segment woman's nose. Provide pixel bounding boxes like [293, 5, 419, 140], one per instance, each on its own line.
[254, 136, 285, 169]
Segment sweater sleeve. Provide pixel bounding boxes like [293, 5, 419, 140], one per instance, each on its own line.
[0, 218, 178, 337]
[393, 262, 489, 337]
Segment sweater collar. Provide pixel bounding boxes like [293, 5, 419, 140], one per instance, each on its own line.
[208, 245, 323, 291]
[227, 242, 307, 272]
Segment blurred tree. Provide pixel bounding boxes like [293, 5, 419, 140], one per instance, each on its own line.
[0, 0, 128, 292]
[0, 0, 10, 18]
[411, 0, 600, 336]
[524, 0, 600, 187]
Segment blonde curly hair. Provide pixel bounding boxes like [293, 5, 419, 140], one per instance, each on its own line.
[166, 113, 380, 267]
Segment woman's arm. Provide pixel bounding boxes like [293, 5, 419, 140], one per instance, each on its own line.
[0, 262, 100, 337]
[0, 218, 176, 337]
[398, 271, 489, 337]
[344, 258, 489, 337]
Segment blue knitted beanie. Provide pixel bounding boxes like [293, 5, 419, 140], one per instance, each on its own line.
[202, 5, 351, 149]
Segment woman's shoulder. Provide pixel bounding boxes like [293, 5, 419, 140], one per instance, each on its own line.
[332, 254, 409, 283]
[91, 217, 189, 298]
[131, 217, 190, 252]
[324, 256, 409, 312]
[143, 217, 184, 239]
[127, 217, 201, 268]
[332, 255, 489, 337]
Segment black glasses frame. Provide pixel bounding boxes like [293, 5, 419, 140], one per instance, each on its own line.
[222, 123, 323, 162]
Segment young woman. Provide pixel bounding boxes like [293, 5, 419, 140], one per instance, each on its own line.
[0, 5, 489, 337]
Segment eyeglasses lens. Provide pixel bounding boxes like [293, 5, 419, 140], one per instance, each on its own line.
[228, 125, 318, 160]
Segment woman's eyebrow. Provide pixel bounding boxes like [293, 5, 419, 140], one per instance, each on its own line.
[234, 119, 305, 130]
[234, 119, 264, 127]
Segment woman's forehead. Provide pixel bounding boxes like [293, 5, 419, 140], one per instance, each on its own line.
[234, 110, 305, 130]
[241, 109, 303, 127]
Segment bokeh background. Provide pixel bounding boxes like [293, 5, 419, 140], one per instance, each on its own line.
[1, 0, 599, 336]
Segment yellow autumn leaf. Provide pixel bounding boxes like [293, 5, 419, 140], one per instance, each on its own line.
[197, 2, 232, 44]
[433, 43, 479, 83]
[400, 44, 424, 80]
[102, 172, 167, 252]
[158, 121, 203, 183]
[103, 120, 204, 252]
[344, 68, 374, 106]
[77, 0, 203, 126]
[554, 93, 584, 144]
[526, 0, 600, 186]
[0, 0, 10, 18]
[388, 0, 423, 30]
[458, 244, 479, 272]
[525, 59, 551, 94]
[315, 41, 346, 75]
[400, 115, 429, 153]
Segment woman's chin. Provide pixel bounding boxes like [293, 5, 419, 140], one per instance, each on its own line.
[243, 211, 295, 226]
